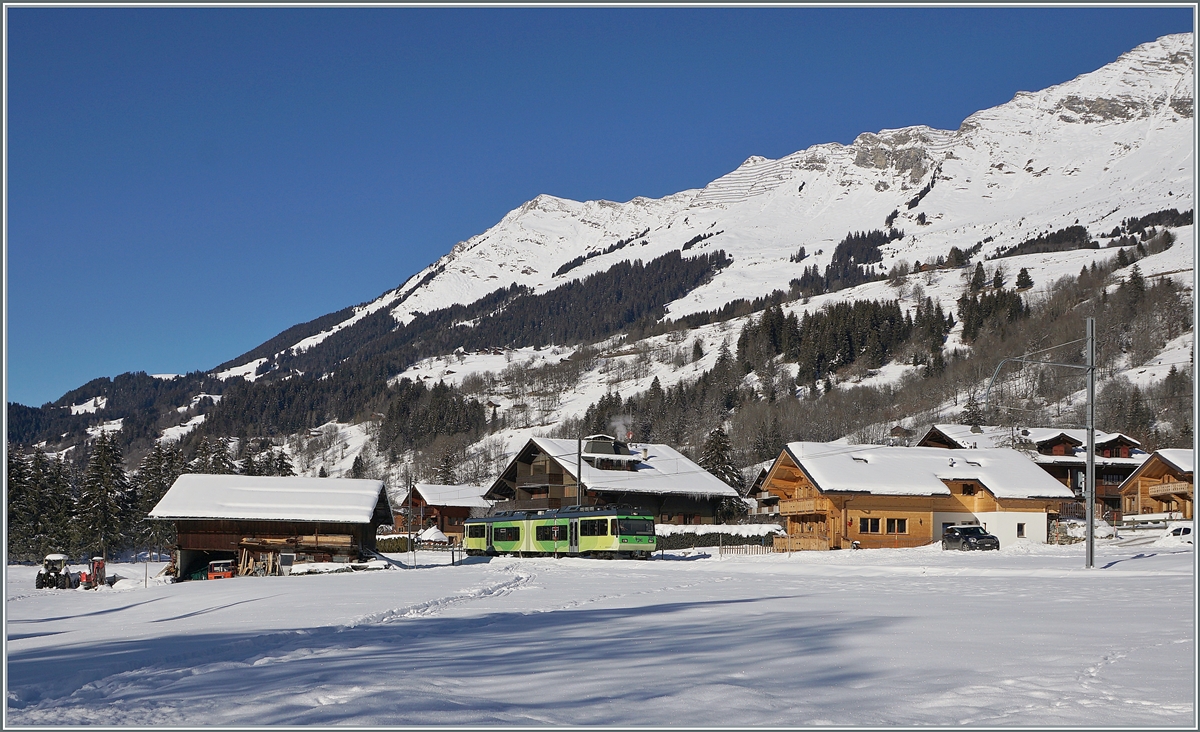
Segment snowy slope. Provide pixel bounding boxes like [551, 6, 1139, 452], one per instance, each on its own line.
[223, 33, 1193, 372]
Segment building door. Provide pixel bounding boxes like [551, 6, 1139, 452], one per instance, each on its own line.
[569, 519, 579, 554]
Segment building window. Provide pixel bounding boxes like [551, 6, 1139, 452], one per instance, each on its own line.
[859, 517, 881, 533]
[961, 485, 976, 496]
[886, 518, 907, 534]
[1017, 523, 1026, 538]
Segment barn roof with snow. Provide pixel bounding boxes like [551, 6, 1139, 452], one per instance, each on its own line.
[400, 483, 493, 508]
[782, 442, 1077, 499]
[149, 474, 392, 523]
[1155, 449, 1194, 475]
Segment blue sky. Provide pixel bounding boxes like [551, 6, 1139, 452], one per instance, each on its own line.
[5, 7, 1194, 407]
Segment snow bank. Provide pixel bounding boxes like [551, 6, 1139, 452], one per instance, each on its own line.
[656, 523, 783, 537]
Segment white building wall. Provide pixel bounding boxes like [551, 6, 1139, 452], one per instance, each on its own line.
[933, 511, 1049, 547]
[974, 511, 1048, 546]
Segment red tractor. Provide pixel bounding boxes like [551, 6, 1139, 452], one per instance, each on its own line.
[77, 557, 107, 590]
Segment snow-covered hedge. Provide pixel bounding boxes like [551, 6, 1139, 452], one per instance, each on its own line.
[655, 523, 783, 550]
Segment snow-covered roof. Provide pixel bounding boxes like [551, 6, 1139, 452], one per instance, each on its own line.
[410, 483, 492, 508]
[1155, 449, 1194, 474]
[521, 437, 739, 498]
[782, 442, 1076, 499]
[922, 424, 1142, 450]
[149, 474, 390, 523]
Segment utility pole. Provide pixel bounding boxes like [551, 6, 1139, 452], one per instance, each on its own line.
[1086, 317, 1096, 569]
[985, 318, 1098, 569]
[577, 436, 583, 507]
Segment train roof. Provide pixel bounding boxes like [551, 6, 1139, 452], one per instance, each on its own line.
[466, 505, 654, 522]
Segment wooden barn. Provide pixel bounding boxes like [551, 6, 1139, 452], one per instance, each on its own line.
[486, 434, 739, 524]
[1119, 449, 1193, 522]
[762, 442, 1077, 551]
[149, 474, 393, 580]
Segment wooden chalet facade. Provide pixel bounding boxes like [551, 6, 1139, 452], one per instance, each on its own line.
[486, 435, 738, 524]
[764, 443, 1077, 551]
[917, 424, 1148, 520]
[1119, 449, 1193, 521]
[394, 483, 492, 543]
[149, 475, 393, 580]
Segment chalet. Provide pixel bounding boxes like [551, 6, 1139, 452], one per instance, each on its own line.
[149, 474, 393, 580]
[486, 434, 739, 524]
[763, 442, 1076, 551]
[393, 483, 492, 543]
[742, 460, 779, 517]
[916, 424, 1148, 518]
[1119, 449, 1193, 522]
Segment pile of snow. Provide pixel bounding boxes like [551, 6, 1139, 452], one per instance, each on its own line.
[1058, 518, 1117, 539]
[288, 560, 391, 575]
[656, 523, 783, 537]
[418, 526, 450, 543]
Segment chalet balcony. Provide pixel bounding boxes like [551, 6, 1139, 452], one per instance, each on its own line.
[779, 497, 834, 515]
[773, 534, 831, 552]
[493, 498, 562, 511]
[1148, 481, 1192, 499]
[517, 474, 569, 489]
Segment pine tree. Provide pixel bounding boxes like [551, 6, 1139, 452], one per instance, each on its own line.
[961, 393, 985, 426]
[78, 432, 132, 561]
[436, 451, 457, 484]
[692, 338, 704, 363]
[6, 448, 33, 561]
[1016, 267, 1033, 289]
[274, 450, 296, 477]
[992, 265, 1006, 290]
[699, 427, 744, 492]
[970, 262, 986, 292]
[350, 453, 368, 479]
[241, 450, 260, 476]
[135, 442, 184, 556]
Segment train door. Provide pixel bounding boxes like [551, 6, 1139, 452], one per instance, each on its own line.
[569, 519, 579, 554]
[486, 523, 495, 555]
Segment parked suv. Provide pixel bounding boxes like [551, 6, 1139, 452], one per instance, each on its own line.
[942, 525, 999, 551]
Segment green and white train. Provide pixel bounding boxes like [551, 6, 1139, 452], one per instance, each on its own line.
[464, 505, 656, 559]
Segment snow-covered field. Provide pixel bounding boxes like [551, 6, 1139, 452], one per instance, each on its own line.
[6, 542, 1193, 726]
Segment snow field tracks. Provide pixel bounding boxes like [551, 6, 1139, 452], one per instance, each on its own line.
[5, 545, 1194, 726]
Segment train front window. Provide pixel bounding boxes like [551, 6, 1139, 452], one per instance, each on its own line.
[617, 518, 655, 536]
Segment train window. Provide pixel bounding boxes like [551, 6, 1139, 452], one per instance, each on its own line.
[610, 519, 617, 535]
[580, 519, 608, 537]
[536, 525, 565, 542]
[467, 525, 486, 539]
[617, 518, 654, 536]
[494, 526, 520, 542]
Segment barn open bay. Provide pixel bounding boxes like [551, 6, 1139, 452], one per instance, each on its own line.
[6, 545, 1193, 727]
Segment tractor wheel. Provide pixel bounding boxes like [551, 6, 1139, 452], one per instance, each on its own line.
[35, 573, 44, 589]
[57, 574, 68, 590]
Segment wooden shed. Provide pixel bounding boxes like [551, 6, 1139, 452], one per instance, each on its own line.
[149, 474, 393, 580]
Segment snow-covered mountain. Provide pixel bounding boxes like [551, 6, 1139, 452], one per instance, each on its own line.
[217, 32, 1193, 377]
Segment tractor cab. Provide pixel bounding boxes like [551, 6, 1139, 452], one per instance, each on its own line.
[35, 553, 77, 589]
[207, 560, 235, 580]
[78, 557, 107, 590]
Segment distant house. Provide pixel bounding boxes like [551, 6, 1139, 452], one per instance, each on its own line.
[149, 474, 393, 580]
[763, 442, 1076, 551]
[916, 424, 1148, 519]
[742, 460, 779, 517]
[393, 483, 492, 543]
[486, 434, 739, 524]
[1119, 449, 1193, 522]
